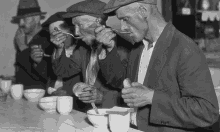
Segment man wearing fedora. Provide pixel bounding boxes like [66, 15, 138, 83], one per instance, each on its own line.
[94, 0, 219, 131]
[51, 0, 132, 112]
[13, 0, 46, 53]
[13, 0, 57, 90]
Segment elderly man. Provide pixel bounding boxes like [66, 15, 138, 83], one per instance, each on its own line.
[42, 11, 79, 95]
[12, 0, 57, 90]
[95, 0, 219, 131]
[13, 0, 46, 53]
[51, 0, 132, 112]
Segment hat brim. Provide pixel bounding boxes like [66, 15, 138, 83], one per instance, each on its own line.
[11, 12, 47, 24]
[104, 0, 156, 16]
[62, 12, 102, 19]
[104, 6, 121, 16]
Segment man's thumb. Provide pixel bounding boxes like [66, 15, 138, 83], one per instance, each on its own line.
[123, 78, 131, 88]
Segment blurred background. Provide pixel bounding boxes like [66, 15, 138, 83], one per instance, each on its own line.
[1, 0, 220, 87]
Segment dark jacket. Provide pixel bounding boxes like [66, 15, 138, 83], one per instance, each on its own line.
[15, 29, 57, 90]
[98, 22, 219, 132]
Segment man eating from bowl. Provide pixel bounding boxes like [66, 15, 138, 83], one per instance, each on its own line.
[51, 0, 132, 112]
[94, 0, 219, 131]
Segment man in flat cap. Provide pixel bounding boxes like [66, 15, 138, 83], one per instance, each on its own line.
[51, 0, 132, 112]
[94, 0, 219, 131]
[43, 11, 85, 98]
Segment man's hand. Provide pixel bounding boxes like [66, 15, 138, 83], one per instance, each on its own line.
[50, 29, 66, 49]
[51, 87, 68, 96]
[75, 83, 103, 104]
[122, 82, 154, 108]
[95, 26, 116, 52]
[30, 45, 43, 64]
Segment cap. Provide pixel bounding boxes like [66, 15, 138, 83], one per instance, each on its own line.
[62, 0, 107, 21]
[104, 0, 157, 16]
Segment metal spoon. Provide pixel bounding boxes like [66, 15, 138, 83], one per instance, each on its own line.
[91, 103, 99, 114]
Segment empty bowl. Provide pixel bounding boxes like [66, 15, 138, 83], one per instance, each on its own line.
[39, 96, 58, 113]
[87, 109, 109, 128]
[24, 89, 45, 102]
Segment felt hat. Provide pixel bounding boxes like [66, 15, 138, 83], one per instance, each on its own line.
[11, 0, 46, 23]
[42, 12, 66, 28]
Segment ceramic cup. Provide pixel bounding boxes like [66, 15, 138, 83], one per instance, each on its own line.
[57, 96, 73, 115]
[10, 84, 23, 100]
[1, 80, 12, 93]
[109, 111, 130, 132]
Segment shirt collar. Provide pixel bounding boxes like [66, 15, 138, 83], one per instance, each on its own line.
[142, 40, 156, 50]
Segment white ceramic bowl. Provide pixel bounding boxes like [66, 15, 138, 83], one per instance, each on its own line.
[87, 109, 109, 128]
[24, 89, 45, 102]
[39, 96, 58, 113]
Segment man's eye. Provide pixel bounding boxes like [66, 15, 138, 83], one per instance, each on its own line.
[78, 24, 84, 28]
[123, 17, 129, 22]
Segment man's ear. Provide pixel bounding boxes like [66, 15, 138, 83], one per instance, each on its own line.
[138, 5, 149, 19]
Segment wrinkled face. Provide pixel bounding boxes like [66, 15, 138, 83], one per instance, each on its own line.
[49, 21, 72, 45]
[72, 15, 100, 45]
[19, 15, 40, 34]
[116, 4, 148, 43]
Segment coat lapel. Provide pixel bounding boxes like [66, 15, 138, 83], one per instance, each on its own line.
[143, 22, 176, 89]
[127, 43, 144, 82]
[68, 45, 89, 82]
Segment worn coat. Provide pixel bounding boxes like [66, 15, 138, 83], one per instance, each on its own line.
[16, 29, 57, 90]
[99, 22, 219, 132]
[52, 36, 132, 112]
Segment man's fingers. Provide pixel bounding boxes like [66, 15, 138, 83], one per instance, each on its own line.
[82, 87, 94, 92]
[78, 95, 96, 102]
[123, 78, 132, 87]
[97, 28, 114, 41]
[78, 91, 93, 97]
[32, 51, 43, 57]
[31, 45, 40, 49]
[122, 87, 135, 94]
[95, 25, 105, 34]
[121, 93, 134, 99]
[131, 82, 142, 87]
[123, 98, 134, 103]
[52, 30, 61, 36]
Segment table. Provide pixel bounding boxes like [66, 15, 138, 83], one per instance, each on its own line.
[0, 97, 143, 132]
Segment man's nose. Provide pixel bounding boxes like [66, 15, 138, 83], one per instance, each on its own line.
[120, 20, 128, 31]
[19, 19, 25, 27]
[74, 26, 80, 36]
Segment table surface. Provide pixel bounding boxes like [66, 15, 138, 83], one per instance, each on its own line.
[0, 97, 143, 132]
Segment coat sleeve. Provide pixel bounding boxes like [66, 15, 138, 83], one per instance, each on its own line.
[29, 37, 55, 83]
[150, 44, 219, 129]
[16, 49, 41, 80]
[52, 48, 81, 79]
[34, 57, 51, 81]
